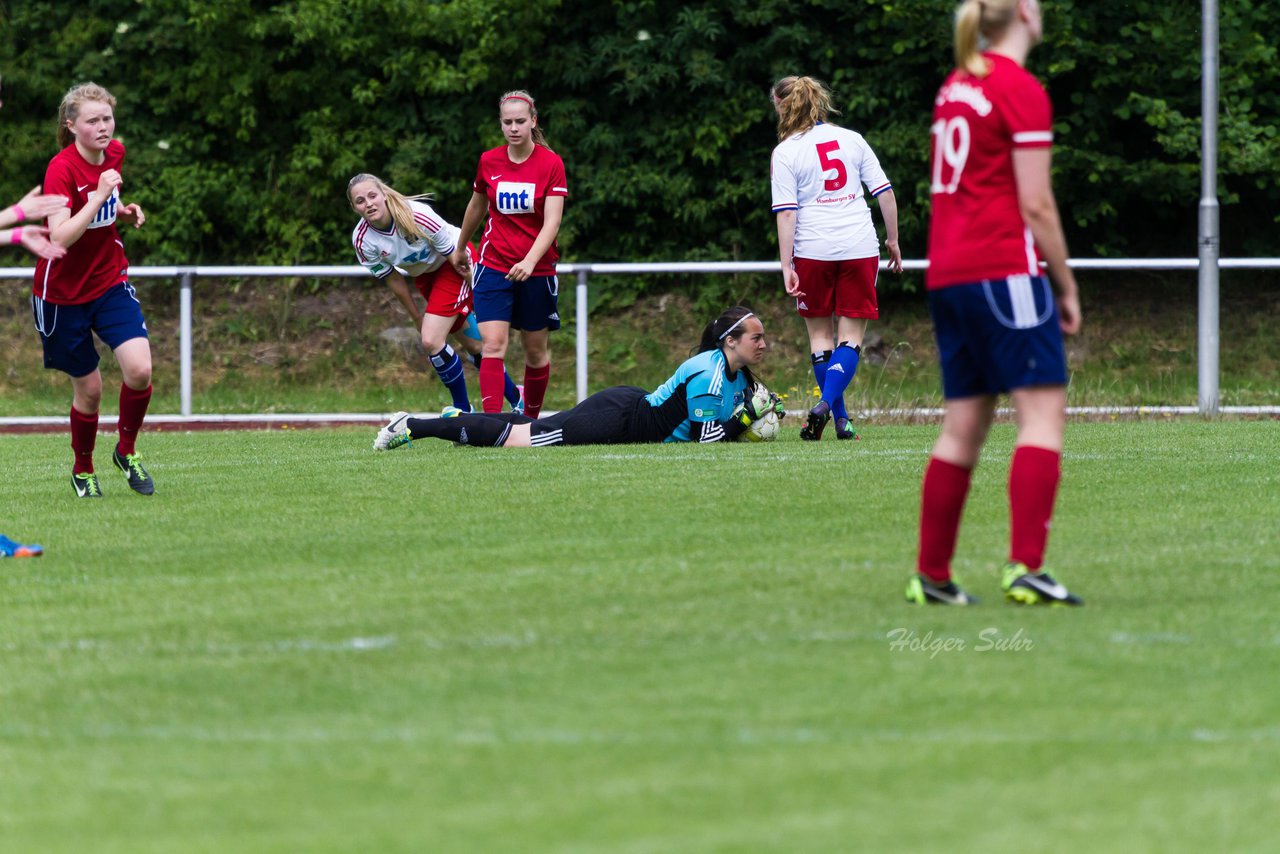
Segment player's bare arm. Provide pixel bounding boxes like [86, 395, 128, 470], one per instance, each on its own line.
[1012, 147, 1080, 334]
[117, 202, 145, 228]
[508, 195, 563, 282]
[1, 186, 69, 227]
[774, 209, 802, 296]
[49, 169, 121, 249]
[384, 271, 423, 332]
[450, 192, 488, 274]
[875, 190, 904, 274]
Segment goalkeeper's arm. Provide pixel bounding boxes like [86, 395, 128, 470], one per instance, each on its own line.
[702, 392, 785, 442]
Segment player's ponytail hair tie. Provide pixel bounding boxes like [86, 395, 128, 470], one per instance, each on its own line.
[718, 311, 756, 340]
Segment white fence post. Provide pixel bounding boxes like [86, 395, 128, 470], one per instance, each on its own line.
[576, 268, 590, 403]
[180, 269, 194, 418]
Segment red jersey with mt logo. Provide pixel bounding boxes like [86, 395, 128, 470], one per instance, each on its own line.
[33, 140, 129, 305]
[471, 143, 567, 276]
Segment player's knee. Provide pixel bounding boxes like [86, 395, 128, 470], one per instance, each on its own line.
[421, 330, 447, 353]
[122, 362, 152, 390]
[75, 379, 103, 411]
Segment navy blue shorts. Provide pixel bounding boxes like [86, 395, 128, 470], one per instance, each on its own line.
[471, 265, 561, 332]
[33, 282, 149, 378]
[928, 275, 1067, 399]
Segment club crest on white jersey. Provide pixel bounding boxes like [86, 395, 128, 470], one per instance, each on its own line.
[87, 187, 120, 230]
[495, 182, 536, 215]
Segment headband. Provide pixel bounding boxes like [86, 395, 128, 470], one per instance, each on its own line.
[502, 95, 535, 107]
[718, 312, 756, 340]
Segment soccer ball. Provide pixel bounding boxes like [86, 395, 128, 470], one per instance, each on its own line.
[744, 385, 780, 442]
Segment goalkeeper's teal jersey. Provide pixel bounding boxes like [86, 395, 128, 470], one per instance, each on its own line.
[641, 350, 751, 443]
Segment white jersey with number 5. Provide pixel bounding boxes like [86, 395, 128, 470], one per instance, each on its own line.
[770, 123, 892, 261]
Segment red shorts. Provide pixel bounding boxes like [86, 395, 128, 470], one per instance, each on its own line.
[414, 243, 476, 333]
[791, 256, 880, 319]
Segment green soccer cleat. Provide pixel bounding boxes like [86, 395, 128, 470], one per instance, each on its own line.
[834, 417, 860, 441]
[906, 574, 977, 605]
[1001, 562, 1083, 606]
[71, 471, 103, 499]
[113, 446, 155, 495]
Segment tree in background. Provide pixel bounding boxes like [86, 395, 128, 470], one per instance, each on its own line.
[1, 0, 1276, 288]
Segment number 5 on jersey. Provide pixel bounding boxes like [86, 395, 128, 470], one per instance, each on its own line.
[815, 140, 849, 192]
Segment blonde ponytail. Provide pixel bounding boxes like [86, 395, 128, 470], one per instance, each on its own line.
[772, 76, 839, 141]
[953, 0, 1020, 77]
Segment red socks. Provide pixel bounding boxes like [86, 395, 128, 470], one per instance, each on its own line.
[479, 358, 506, 413]
[70, 406, 99, 474]
[117, 384, 152, 456]
[917, 457, 973, 582]
[523, 362, 550, 419]
[1009, 445, 1062, 570]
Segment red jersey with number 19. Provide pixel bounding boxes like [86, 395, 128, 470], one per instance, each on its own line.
[33, 140, 129, 305]
[472, 144, 567, 276]
[926, 53, 1053, 290]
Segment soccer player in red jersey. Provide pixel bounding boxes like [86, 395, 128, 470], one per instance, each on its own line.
[906, 0, 1083, 605]
[449, 90, 567, 418]
[770, 75, 902, 441]
[33, 82, 153, 499]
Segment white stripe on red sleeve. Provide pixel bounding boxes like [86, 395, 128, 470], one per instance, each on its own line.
[1012, 131, 1053, 145]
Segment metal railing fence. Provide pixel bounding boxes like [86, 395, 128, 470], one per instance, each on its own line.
[4, 258, 1277, 416]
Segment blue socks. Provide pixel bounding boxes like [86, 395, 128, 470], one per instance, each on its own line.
[812, 344, 861, 420]
[432, 344, 471, 411]
[468, 352, 522, 407]
[821, 343, 861, 416]
[811, 349, 847, 421]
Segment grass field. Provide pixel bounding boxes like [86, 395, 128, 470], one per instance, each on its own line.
[2, 421, 1278, 852]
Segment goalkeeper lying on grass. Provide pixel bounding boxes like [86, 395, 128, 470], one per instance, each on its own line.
[373, 306, 784, 449]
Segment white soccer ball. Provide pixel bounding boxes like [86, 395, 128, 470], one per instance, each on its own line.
[745, 385, 780, 442]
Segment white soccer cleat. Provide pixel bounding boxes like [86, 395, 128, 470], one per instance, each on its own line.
[374, 411, 413, 451]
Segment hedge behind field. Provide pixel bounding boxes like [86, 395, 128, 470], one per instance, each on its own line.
[2, 0, 1277, 306]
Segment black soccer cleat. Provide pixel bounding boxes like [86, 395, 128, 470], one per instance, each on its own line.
[71, 471, 103, 499]
[834, 417, 860, 441]
[799, 400, 831, 441]
[1002, 563, 1083, 606]
[112, 446, 155, 495]
[905, 574, 978, 605]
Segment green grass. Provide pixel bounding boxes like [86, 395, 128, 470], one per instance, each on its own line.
[2, 421, 1279, 852]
